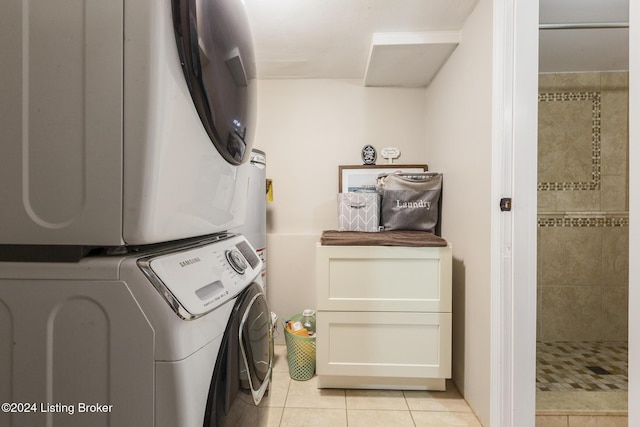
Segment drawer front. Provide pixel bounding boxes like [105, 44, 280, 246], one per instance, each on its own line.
[316, 311, 452, 379]
[316, 244, 451, 312]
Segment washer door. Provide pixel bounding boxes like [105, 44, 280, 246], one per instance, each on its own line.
[239, 285, 272, 404]
[204, 283, 272, 427]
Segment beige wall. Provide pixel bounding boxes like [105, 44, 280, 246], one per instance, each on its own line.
[254, 79, 428, 339]
[255, 4, 495, 424]
[537, 72, 629, 343]
[424, 0, 493, 425]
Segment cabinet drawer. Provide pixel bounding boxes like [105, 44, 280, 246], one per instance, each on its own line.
[316, 244, 451, 312]
[316, 311, 451, 379]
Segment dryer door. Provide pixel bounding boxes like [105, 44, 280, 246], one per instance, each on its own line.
[171, 0, 256, 165]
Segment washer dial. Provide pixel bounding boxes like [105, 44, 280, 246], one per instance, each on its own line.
[225, 249, 248, 274]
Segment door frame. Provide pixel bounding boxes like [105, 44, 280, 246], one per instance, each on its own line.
[491, 0, 538, 425]
[494, 0, 638, 425]
[627, 1, 638, 424]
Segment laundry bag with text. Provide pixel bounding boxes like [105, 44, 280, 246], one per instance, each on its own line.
[377, 173, 442, 233]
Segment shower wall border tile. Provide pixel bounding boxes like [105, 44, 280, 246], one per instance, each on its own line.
[538, 91, 601, 191]
[537, 72, 629, 346]
[537, 215, 629, 227]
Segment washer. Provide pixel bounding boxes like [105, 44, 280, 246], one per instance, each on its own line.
[0, 234, 271, 427]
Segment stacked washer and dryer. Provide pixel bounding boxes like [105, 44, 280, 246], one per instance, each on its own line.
[0, 0, 271, 426]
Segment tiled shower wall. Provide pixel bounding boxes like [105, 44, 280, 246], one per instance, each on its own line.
[537, 72, 629, 343]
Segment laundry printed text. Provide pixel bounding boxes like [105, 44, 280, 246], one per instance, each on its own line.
[395, 200, 431, 209]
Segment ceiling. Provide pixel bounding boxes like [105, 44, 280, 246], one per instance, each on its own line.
[539, 0, 629, 73]
[244, 0, 629, 86]
[243, 0, 478, 85]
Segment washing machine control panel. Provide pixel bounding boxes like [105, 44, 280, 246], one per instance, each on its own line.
[139, 235, 262, 319]
[225, 249, 248, 274]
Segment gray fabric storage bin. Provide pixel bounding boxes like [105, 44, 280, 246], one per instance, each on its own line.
[337, 193, 380, 232]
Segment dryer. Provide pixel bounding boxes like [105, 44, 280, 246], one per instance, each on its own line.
[0, 0, 257, 255]
[0, 234, 272, 427]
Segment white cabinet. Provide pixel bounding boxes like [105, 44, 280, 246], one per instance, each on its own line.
[315, 243, 452, 390]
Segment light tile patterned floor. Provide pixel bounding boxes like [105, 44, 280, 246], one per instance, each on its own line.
[261, 344, 482, 427]
[536, 341, 628, 392]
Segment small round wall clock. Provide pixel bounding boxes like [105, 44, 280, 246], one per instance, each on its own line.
[361, 144, 377, 165]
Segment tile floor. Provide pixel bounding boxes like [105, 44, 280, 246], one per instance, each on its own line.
[261, 344, 482, 427]
[535, 342, 628, 427]
[536, 342, 628, 392]
[536, 391, 628, 427]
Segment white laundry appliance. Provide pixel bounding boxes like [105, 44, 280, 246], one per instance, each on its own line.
[234, 149, 268, 291]
[0, 0, 273, 425]
[0, 0, 257, 259]
[0, 233, 272, 427]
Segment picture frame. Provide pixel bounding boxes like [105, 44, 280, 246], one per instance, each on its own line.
[338, 164, 428, 193]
